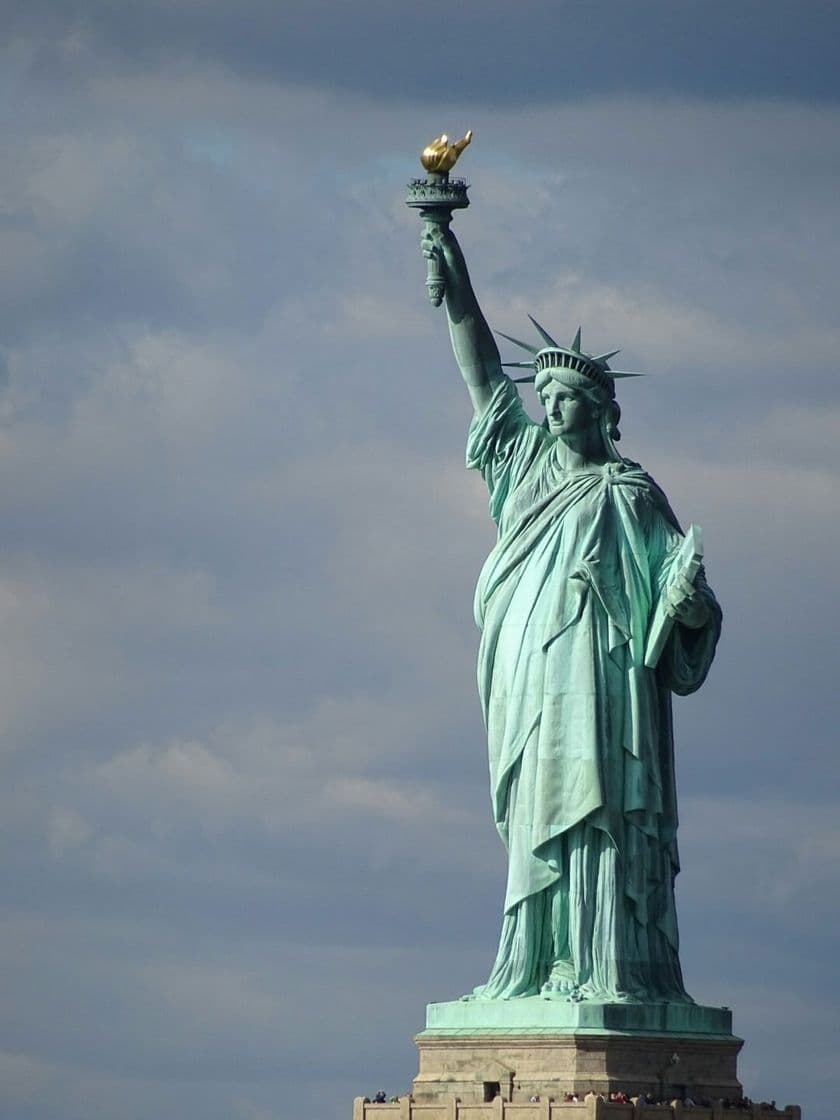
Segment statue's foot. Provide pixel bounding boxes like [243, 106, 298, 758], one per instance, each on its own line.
[460, 983, 493, 1001]
[541, 984, 580, 1000]
[462, 994, 527, 1002]
[573, 984, 641, 1004]
[541, 962, 578, 1000]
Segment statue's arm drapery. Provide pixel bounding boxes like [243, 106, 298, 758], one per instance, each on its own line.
[658, 571, 721, 696]
[644, 496, 722, 696]
[466, 378, 546, 524]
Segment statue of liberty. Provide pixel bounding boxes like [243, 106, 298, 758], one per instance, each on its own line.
[417, 176, 722, 1005]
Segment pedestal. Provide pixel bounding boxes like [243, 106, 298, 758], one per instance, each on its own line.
[413, 998, 743, 1105]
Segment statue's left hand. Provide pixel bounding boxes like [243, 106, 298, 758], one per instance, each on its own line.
[665, 573, 710, 630]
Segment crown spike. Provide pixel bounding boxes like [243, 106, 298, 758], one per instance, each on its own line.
[593, 349, 621, 365]
[502, 361, 538, 369]
[570, 327, 582, 352]
[511, 374, 537, 383]
[526, 314, 560, 348]
[610, 371, 644, 379]
[495, 330, 540, 355]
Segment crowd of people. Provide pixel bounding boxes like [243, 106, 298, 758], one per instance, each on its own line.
[555, 1092, 781, 1109]
[365, 1089, 784, 1111]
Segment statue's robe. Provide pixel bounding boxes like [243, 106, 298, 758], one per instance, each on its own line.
[467, 379, 721, 1001]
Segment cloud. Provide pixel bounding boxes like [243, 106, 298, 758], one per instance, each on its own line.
[677, 796, 840, 1107]
[47, 808, 93, 856]
[0, 23, 838, 1120]
[6, 0, 840, 104]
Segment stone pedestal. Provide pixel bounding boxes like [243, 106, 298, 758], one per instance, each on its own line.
[413, 998, 743, 1105]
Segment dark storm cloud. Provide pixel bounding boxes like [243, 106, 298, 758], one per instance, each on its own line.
[6, 0, 840, 104]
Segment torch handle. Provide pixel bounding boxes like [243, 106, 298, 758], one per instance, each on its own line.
[421, 211, 452, 308]
[406, 169, 469, 309]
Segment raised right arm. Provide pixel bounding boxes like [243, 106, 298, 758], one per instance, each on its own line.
[421, 226, 506, 416]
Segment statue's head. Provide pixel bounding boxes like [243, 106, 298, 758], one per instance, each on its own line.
[497, 318, 643, 451]
[536, 367, 617, 443]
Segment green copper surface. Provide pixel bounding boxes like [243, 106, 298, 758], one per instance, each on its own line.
[411, 153, 721, 1010]
[421, 999, 735, 1039]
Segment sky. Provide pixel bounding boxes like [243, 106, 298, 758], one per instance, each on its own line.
[1, 2, 839, 1118]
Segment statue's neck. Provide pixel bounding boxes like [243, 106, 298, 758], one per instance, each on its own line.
[553, 430, 609, 471]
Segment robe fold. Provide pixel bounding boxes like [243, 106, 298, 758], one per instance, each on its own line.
[466, 379, 721, 1001]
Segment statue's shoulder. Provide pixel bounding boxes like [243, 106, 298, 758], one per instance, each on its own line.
[610, 459, 682, 533]
[610, 459, 675, 513]
[472, 377, 546, 449]
[609, 457, 654, 489]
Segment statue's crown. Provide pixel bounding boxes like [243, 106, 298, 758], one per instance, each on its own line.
[497, 316, 643, 396]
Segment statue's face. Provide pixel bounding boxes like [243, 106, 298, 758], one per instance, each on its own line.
[540, 383, 599, 438]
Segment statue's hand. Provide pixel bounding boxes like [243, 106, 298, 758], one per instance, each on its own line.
[421, 225, 454, 272]
[665, 573, 710, 630]
[420, 227, 441, 267]
[420, 225, 468, 302]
